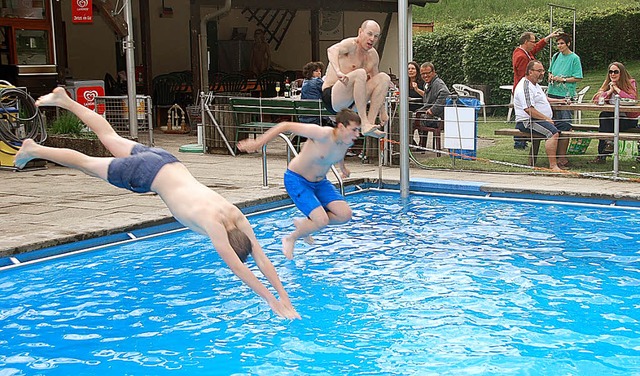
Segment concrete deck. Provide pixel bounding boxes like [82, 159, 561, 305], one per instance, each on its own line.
[2, 132, 640, 257]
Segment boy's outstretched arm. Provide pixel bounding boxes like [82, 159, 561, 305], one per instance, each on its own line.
[236, 216, 300, 319]
[237, 121, 329, 153]
[208, 222, 300, 319]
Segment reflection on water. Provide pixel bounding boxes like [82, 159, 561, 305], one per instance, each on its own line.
[1, 192, 640, 375]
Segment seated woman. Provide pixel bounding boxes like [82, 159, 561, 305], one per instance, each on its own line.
[408, 61, 425, 113]
[299, 61, 333, 126]
[591, 62, 639, 163]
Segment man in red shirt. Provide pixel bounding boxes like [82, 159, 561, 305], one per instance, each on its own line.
[512, 30, 560, 149]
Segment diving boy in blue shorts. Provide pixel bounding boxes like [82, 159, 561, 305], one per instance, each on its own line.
[14, 88, 299, 320]
[238, 109, 361, 259]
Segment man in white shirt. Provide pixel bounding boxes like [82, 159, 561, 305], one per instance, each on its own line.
[513, 60, 570, 171]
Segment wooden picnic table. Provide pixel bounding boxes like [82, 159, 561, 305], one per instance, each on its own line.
[552, 102, 640, 113]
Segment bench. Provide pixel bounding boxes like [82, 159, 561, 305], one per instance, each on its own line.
[229, 97, 295, 149]
[229, 97, 339, 150]
[495, 128, 640, 166]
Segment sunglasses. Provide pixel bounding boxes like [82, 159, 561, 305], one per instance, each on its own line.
[609, 70, 620, 74]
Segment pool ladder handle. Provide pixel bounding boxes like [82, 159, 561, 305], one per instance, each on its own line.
[261, 133, 344, 196]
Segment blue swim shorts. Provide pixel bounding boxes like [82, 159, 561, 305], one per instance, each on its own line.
[107, 144, 179, 193]
[284, 169, 344, 217]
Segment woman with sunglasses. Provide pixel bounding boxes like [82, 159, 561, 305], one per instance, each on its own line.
[591, 62, 639, 163]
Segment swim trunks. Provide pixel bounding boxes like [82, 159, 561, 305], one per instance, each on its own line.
[107, 144, 179, 193]
[321, 87, 337, 115]
[321, 86, 355, 116]
[284, 169, 344, 217]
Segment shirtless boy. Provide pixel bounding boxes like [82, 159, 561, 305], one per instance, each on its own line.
[14, 87, 300, 320]
[238, 109, 361, 259]
[322, 20, 391, 138]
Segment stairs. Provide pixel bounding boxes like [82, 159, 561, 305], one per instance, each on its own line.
[241, 8, 297, 50]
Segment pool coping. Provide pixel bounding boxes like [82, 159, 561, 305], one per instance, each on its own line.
[2, 177, 640, 269]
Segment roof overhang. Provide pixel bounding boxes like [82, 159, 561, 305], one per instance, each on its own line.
[200, 0, 439, 12]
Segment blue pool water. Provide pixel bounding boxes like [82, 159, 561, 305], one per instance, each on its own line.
[2, 190, 640, 375]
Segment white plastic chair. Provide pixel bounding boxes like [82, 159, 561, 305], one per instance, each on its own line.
[574, 85, 591, 124]
[452, 84, 486, 122]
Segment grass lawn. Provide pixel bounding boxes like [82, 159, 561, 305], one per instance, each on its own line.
[406, 62, 640, 177]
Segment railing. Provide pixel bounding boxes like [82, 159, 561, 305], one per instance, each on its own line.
[261, 133, 344, 196]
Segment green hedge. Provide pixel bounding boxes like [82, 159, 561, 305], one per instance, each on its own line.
[412, 3, 640, 111]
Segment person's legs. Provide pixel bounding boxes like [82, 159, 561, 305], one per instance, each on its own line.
[555, 122, 572, 168]
[544, 133, 562, 171]
[15, 139, 113, 179]
[282, 207, 329, 259]
[598, 112, 614, 156]
[36, 88, 137, 157]
[527, 120, 563, 171]
[324, 200, 352, 224]
[330, 68, 382, 138]
[363, 72, 391, 137]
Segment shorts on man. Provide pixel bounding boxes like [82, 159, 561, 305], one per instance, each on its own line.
[284, 169, 344, 217]
[321, 86, 354, 116]
[107, 144, 180, 193]
[515, 119, 571, 139]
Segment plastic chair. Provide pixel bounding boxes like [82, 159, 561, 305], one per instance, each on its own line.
[574, 85, 591, 124]
[452, 84, 486, 122]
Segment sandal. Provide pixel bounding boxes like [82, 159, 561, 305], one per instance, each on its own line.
[591, 156, 607, 164]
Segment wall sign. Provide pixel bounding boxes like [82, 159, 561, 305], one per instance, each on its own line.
[72, 0, 93, 24]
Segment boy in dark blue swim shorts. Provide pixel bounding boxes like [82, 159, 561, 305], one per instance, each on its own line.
[238, 109, 362, 259]
[14, 88, 300, 320]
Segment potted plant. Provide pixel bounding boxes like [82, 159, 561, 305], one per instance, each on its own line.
[43, 110, 111, 157]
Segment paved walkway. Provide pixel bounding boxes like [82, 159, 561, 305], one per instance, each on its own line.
[2, 133, 640, 257]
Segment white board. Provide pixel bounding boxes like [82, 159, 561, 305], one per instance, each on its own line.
[443, 106, 476, 150]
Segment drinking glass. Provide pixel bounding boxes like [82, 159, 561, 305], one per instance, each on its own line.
[275, 82, 281, 96]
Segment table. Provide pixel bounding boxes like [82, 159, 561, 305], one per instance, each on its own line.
[553, 101, 640, 176]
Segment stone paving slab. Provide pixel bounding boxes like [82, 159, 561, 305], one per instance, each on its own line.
[1, 132, 640, 257]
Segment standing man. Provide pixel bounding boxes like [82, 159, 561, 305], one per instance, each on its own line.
[513, 60, 570, 172]
[512, 30, 560, 149]
[413, 62, 450, 148]
[322, 20, 391, 138]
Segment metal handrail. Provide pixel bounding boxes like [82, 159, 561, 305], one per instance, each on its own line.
[261, 133, 344, 196]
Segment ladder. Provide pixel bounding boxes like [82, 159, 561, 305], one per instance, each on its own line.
[241, 8, 296, 51]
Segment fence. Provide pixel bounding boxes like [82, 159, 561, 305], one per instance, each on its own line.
[95, 95, 154, 146]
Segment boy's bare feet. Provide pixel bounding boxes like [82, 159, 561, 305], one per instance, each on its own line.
[282, 236, 295, 260]
[35, 87, 71, 108]
[14, 139, 38, 169]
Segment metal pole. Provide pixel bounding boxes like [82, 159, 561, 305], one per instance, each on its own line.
[398, 0, 410, 198]
[123, 0, 138, 139]
[613, 94, 620, 177]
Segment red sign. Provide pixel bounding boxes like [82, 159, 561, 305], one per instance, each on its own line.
[76, 86, 105, 112]
[72, 0, 93, 24]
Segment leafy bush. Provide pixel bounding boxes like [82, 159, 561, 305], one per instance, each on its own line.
[47, 110, 86, 136]
[411, 2, 640, 110]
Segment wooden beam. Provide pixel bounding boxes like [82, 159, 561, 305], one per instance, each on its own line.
[51, 0, 66, 84]
[200, 0, 432, 13]
[190, 0, 202, 95]
[94, 0, 128, 38]
[310, 10, 320, 62]
[140, 0, 153, 95]
[377, 13, 393, 61]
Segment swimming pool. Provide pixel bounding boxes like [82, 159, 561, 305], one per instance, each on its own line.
[2, 189, 640, 375]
